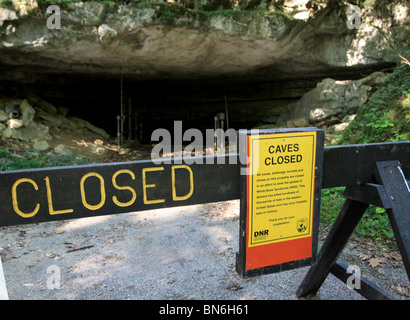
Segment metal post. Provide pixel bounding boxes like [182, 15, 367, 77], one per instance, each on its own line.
[214, 116, 218, 150]
[225, 96, 229, 130]
[217, 113, 225, 154]
[128, 98, 132, 140]
[135, 112, 139, 142]
[118, 76, 123, 147]
[117, 115, 121, 148]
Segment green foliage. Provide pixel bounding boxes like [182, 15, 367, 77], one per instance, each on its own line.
[200, 0, 233, 11]
[326, 54, 409, 247]
[0, 148, 92, 171]
[0, 0, 294, 21]
[0, 148, 46, 171]
[339, 61, 410, 144]
[138, 1, 179, 24]
[0, 0, 121, 7]
[356, 206, 394, 241]
[320, 187, 345, 229]
[320, 187, 395, 246]
[195, 8, 292, 19]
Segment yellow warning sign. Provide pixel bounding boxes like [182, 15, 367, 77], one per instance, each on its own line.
[247, 131, 317, 247]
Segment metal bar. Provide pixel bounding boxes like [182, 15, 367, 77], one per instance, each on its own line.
[117, 115, 121, 148]
[128, 98, 132, 140]
[119, 76, 123, 147]
[225, 96, 229, 130]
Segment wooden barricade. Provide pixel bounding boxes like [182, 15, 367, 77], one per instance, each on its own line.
[0, 135, 409, 299]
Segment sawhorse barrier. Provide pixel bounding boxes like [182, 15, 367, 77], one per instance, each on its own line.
[0, 129, 409, 300]
[297, 159, 410, 300]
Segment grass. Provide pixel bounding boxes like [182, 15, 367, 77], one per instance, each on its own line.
[194, 8, 293, 19]
[0, 0, 118, 7]
[320, 187, 396, 248]
[0, 147, 92, 171]
[338, 61, 410, 144]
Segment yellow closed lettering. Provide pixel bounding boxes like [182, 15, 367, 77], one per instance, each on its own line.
[112, 169, 137, 207]
[80, 172, 106, 210]
[45, 176, 74, 215]
[8, 164, 196, 222]
[11, 178, 40, 218]
[142, 167, 165, 205]
[171, 165, 194, 201]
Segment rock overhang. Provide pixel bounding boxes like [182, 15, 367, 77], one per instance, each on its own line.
[0, 2, 405, 81]
[0, 1, 407, 135]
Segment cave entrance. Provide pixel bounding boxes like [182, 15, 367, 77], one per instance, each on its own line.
[1, 62, 392, 149]
[19, 73, 315, 146]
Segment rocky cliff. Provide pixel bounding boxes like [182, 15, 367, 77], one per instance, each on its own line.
[0, 0, 408, 142]
[1, 1, 407, 78]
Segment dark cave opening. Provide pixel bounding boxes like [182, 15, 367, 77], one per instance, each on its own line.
[1, 75, 308, 144]
[0, 62, 395, 145]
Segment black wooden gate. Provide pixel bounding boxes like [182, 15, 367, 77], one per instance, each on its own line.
[0, 140, 409, 299]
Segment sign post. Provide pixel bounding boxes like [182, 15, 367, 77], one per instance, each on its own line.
[236, 128, 324, 278]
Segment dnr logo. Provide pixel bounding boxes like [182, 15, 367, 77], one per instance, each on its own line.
[254, 230, 269, 237]
[297, 218, 307, 233]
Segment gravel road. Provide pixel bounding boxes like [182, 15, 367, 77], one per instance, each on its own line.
[0, 200, 407, 300]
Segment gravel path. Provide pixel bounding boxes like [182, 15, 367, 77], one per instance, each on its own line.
[0, 200, 407, 300]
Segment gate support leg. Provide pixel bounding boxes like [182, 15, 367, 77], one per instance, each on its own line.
[296, 197, 369, 298]
[374, 161, 410, 280]
[297, 160, 409, 299]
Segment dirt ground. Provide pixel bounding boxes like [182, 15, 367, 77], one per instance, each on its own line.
[0, 199, 409, 300]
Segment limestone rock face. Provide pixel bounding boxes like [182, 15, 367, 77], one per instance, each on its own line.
[0, 1, 407, 83]
[0, 1, 407, 134]
[278, 71, 387, 124]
